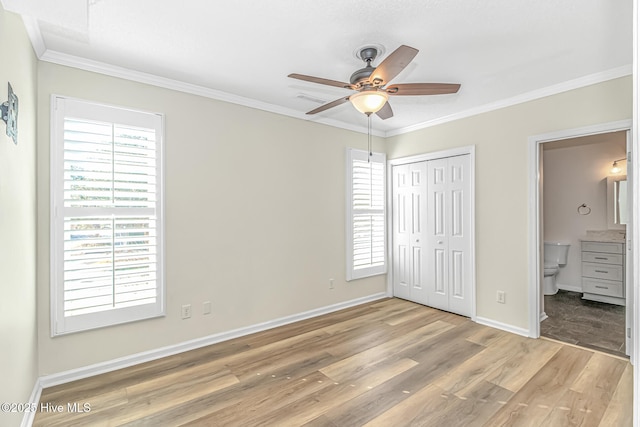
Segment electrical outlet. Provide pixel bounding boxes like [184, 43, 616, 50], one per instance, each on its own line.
[181, 304, 192, 319]
[496, 291, 506, 304]
[203, 301, 212, 315]
[329, 278, 335, 289]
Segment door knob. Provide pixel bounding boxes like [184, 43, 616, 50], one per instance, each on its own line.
[437, 240, 444, 244]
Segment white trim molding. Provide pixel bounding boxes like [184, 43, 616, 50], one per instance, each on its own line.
[20, 15, 45, 57]
[24, 294, 388, 425]
[25, 39, 630, 139]
[20, 380, 43, 427]
[386, 66, 632, 137]
[386, 145, 477, 322]
[632, 1, 640, 426]
[49, 96, 166, 336]
[527, 120, 632, 340]
[475, 316, 530, 338]
[387, 145, 477, 167]
[38, 50, 386, 138]
[37, 293, 387, 389]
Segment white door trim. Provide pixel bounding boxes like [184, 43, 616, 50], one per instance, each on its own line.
[386, 145, 476, 321]
[527, 120, 633, 340]
[632, 2, 640, 424]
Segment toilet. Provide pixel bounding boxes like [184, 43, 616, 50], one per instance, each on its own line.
[543, 242, 570, 295]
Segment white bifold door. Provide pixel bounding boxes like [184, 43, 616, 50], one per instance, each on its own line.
[392, 161, 429, 305]
[392, 154, 472, 317]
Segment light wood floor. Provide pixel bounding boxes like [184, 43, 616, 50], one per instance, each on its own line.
[34, 298, 633, 426]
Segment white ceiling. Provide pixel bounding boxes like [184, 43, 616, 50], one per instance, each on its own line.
[3, 0, 633, 136]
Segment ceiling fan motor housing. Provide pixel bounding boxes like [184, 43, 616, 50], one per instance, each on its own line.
[357, 46, 379, 63]
[350, 67, 374, 86]
[350, 47, 380, 86]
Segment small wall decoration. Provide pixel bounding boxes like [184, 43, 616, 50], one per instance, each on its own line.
[1, 82, 18, 144]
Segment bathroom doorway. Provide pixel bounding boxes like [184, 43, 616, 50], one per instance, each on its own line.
[541, 132, 628, 356]
[528, 121, 633, 359]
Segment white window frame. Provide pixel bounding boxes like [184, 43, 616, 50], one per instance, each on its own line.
[50, 95, 165, 336]
[346, 148, 387, 281]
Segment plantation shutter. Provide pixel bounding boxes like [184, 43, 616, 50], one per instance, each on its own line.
[51, 97, 164, 335]
[346, 148, 386, 280]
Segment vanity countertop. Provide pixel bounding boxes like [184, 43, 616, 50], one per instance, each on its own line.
[580, 230, 626, 244]
[580, 237, 626, 244]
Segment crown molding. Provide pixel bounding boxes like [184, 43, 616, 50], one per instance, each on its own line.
[13, 5, 633, 139]
[385, 65, 633, 137]
[20, 15, 46, 57]
[42, 48, 630, 139]
[38, 49, 386, 137]
[17, 13, 383, 136]
[26, 21, 630, 141]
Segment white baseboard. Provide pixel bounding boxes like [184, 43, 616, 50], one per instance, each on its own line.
[557, 283, 582, 293]
[20, 378, 43, 427]
[540, 312, 548, 322]
[38, 292, 387, 390]
[475, 316, 530, 338]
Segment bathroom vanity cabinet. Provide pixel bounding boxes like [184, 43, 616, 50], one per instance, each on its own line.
[581, 241, 625, 306]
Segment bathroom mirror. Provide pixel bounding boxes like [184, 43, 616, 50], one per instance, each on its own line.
[607, 175, 627, 229]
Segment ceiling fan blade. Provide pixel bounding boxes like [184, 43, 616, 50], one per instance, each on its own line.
[306, 96, 351, 115]
[288, 73, 353, 89]
[385, 83, 461, 96]
[376, 102, 393, 120]
[369, 45, 418, 86]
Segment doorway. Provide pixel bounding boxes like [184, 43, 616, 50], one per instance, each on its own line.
[528, 120, 634, 360]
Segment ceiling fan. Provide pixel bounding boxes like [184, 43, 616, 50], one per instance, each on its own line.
[288, 45, 460, 120]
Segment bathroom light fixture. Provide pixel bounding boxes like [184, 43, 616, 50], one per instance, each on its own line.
[349, 90, 389, 115]
[611, 157, 626, 174]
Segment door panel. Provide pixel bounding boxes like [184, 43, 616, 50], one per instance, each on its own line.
[393, 165, 411, 300]
[434, 248, 446, 295]
[396, 244, 409, 290]
[398, 192, 407, 234]
[412, 193, 422, 234]
[392, 163, 427, 304]
[433, 191, 445, 236]
[452, 250, 464, 298]
[452, 189, 463, 236]
[447, 155, 472, 316]
[392, 154, 472, 317]
[427, 158, 449, 311]
[412, 246, 423, 289]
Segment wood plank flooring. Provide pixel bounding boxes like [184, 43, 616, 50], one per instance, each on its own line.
[33, 298, 633, 426]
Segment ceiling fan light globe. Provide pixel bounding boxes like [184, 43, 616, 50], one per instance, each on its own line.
[349, 91, 389, 114]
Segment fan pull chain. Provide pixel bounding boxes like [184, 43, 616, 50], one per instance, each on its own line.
[367, 112, 372, 162]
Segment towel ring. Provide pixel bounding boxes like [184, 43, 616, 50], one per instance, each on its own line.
[577, 203, 591, 215]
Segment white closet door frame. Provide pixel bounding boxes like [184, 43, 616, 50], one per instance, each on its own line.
[386, 145, 477, 321]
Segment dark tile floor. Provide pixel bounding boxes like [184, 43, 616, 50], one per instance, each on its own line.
[540, 290, 627, 358]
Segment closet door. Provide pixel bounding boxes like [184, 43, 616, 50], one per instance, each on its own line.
[392, 162, 428, 304]
[426, 155, 472, 316]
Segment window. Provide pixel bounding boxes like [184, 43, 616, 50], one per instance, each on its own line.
[346, 148, 386, 280]
[50, 96, 164, 336]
